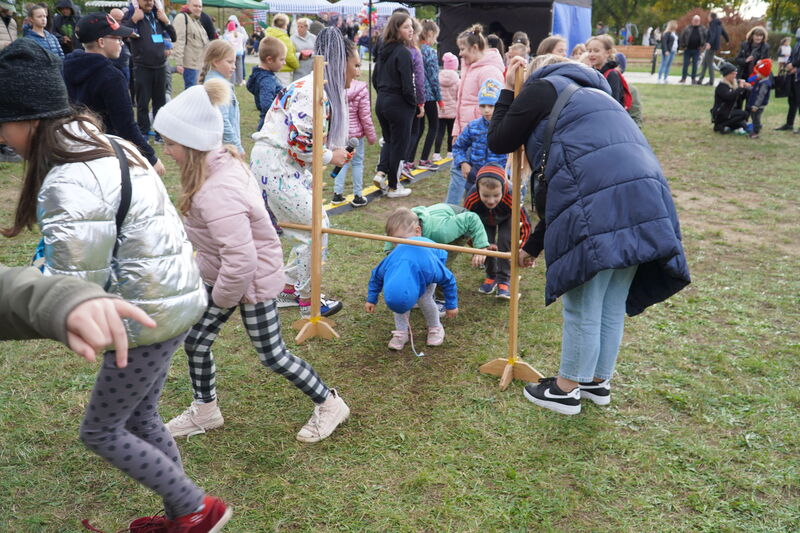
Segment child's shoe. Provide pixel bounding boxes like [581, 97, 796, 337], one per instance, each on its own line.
[167, 495, 232, 532]
[350, 195, 368, 208]
[373, 171, 387, 191]
[478, 278, 497, 294]
[388, 329, 409, 350]
[446, 151, 453, 159]
[275, 289, 300, 308]
[426, 326, 445, 346]
[128, 513, 169, 532]
[299, 296, 343, 318]
[748, 133, 760, 139]
[523, 377, 581, 415]
[578, 379, 611, 406]
[386, 183, 412, 198]
[431, 153, 441, 161]
[417, 159, 438, 171]
[165, 399, 224, 438]
[495, 283, 511, 299]
[296, 389, 350, 443]
[331, 192, 346, 204]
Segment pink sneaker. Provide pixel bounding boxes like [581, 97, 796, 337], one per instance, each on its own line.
[427, 326, 445, 346]
[167, 496, 232, 532]
[388, 329, 409, 350]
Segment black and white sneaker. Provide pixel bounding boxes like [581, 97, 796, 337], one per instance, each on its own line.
[331, 193, 346, 204]
[523, 377, 581, 415]
[579, 379, 611, 406]
[350, 195, 368, 208]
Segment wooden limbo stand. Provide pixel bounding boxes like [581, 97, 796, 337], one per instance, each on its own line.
[286, 56, 543, 390]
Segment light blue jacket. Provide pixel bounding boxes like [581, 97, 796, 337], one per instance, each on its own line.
[206, 70, 243, 153]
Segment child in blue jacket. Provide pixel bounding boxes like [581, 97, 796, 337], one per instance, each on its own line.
[365, 208, 458, 352]
[247, 36, 286, 131]
[446, 78, 507, 205]
[745, 58, 773, 139]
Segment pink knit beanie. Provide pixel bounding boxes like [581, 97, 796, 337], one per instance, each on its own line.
[442, 52, 459, 71]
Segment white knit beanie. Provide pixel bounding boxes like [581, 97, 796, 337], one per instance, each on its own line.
[153, 79, 230, 151]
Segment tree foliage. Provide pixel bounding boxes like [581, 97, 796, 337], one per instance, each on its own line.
[767, 0, 800, 32]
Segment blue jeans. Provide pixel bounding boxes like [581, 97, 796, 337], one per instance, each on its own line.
[682, 48, 701, 81]
[333, 137, 365, 196]
[559, 266, 638, 382]
[445, 163, 467, 205]
[658, 51, 675, 80]
[183, 67, 199, 89]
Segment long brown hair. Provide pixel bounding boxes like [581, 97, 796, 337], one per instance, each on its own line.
[382, 12, 411, 45]
[3, 111, 145, 238]
[176, 144, 245, 215]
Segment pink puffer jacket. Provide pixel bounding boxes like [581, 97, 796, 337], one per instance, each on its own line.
[438, 69, 460, 120]
[182, 148, 285, 309]
[347, 79, 378, 143]
[453, 48, 505, 137]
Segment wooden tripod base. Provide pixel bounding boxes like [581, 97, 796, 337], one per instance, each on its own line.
[291, 317, 340, 344]
[480, 357, 543, 391]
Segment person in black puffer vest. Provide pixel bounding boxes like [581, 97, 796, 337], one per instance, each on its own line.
[488, 55, 690, 416]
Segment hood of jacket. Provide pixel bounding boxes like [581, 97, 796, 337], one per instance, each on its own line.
[246, 66, 270, 95]
[63, 49, 111, 85]
[528, 62, 612, 95]
[379, 40, 404, 62]
[55, 0, 75, 14]
[439, 69, 459, 87]
[347, 79, 368, 102]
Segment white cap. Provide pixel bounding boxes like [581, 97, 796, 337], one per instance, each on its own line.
[153, 81, 229, 152]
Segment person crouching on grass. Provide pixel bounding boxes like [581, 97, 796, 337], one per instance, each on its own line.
[366, 208, 458, 352]
[154, 78, 350, 444]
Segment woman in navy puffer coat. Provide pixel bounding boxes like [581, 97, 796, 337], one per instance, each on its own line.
[488, 56, 690, 415]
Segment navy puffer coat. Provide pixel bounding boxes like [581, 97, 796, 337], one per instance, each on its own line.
[524, 62, 690, 316]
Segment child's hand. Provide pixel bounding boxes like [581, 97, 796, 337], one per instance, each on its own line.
[445, 308, 458, 319]
[471, 252, 486, 268]
[330, 148, 350, 167]
[460, 163, 471, 178]
[364, 302, 375, 313]
[487, 244, 498, 251]
[66, 298, 157, 368]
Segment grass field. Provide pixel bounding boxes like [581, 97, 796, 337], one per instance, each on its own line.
[0, 77, 798, 532]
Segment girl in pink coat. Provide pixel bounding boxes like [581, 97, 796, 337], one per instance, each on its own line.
[434, 51, 460, 160]
[154, 78, 350, 445]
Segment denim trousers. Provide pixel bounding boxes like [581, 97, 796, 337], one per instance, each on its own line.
[658, 51, 675, 80]
[682, 49, 701, 80]
[559, 265, 638, 382]
[182, 67, 199, 89]
[445, 163, 467, 205]
[333, 137, 365, 196]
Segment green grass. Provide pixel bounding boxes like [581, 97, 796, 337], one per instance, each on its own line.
[0, 77, 798, 532]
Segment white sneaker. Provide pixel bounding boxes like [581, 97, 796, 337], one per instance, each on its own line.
[432, 153, 442, 161]
[165, 399, 224, 438]
[388, 329, 409, 350]
[276, 289, 300, 308]
[373, 171, 387, 191]
[446, 152, 453, 159]
[296, 389, 350, 443]
[386, 183, 412, 198]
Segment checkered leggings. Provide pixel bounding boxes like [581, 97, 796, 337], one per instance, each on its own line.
[184, 290, 330, 405]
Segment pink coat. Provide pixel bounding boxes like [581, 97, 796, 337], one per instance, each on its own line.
[438, 69, 460, 120]
[182, 148, 285, 309]
[453, 48, 505, 137]
[347, 79, 378, 143]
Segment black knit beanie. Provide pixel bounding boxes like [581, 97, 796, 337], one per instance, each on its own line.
[0, 39, 71, 124]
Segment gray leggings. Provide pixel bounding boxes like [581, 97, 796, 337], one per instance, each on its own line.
[393, 283, 441, 330]
[80, 333, 204, 519]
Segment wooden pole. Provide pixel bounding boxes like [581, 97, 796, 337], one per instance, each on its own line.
[478, 66, 543, 389]
[279, 222, 513, 259]
[292, 55, 340, 344]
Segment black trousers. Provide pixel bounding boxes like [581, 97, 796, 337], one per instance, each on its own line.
[786, 78, 800, 127]
[715, 109, 748, 131]
[134, 65, 167, 135]
[408, 101, 439, 162]
[376, 93, 415, 189]
[407, 114, 423, 161]
[485, 221, 511, 285]
[435, 118, 455, 154]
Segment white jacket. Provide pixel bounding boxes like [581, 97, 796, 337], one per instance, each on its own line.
[38, 123, 206, 347]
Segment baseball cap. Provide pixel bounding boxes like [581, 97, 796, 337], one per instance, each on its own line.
[76, 12, 133, 43]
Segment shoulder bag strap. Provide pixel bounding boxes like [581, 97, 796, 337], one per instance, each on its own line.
[107, 138, 132, 258]
[537, 82, 580, 174]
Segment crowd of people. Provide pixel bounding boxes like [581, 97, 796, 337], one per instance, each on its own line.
[0, 3, 710, 530]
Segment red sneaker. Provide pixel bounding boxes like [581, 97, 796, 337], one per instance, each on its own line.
[167, 496, 232, 532]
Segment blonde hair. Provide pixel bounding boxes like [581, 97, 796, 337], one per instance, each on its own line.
[477, 178, 502, 191]
[665, 20, 677, 33]
[200, 40, 235, 82]
[385, 208, 420, 237]
[536, 35, 566, 56]
[586, 34, 617, 65]
[571, 43, 586, 58]
[272, 13, 288, 29]
[258, 35, 286, 64]
[297, 17, 311, 27]
[457, 23, 487, 51]
[529, 53, 573, 72]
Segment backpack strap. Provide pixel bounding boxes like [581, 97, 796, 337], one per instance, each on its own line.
[107, 138, 131, 258]
[538, 82, 579, 172]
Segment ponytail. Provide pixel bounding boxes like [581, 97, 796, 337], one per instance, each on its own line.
[458, 24, 486, 51]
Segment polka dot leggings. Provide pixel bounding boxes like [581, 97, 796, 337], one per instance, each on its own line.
[79, 333, 205, 519]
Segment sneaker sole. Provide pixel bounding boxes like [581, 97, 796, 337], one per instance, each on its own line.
[276, 299, 300, 308]
[388, 342, 407, 351]
[167, 416, 225, 438]
[580, 390, 611, 406]
[496, 293, 511, 299]
[478, 287, 496, 295]
[523, 388, 581, 415]
[295, 405, 350, 443]
[209, 506, 233, 533]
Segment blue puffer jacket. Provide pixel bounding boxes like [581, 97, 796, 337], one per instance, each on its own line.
[453, 116, 508, 170]
[525, 62, 690, 316]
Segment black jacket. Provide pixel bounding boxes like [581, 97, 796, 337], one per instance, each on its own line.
[63, 50, 157, 165]
[679, 24, 707, 50]
[735, 40, 770, 79]
[707, 18, 729, 51]
[122, 7, 176, 68]
[660, 31, 676, 54]
[52, 0, 81, 53]
[712, 82, 746, 123]
[372, 41, 416, 107]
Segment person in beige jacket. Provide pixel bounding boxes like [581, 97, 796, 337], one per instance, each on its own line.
[172, 0, 208, 89]
[0, 1, 17, 50]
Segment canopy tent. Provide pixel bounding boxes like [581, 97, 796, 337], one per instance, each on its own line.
[85, 0, 128, 7]
[331, 0, 415, 17]
[262, 0, 337, 15]
[171, 0, 269, 10]
[421, 0, 591, 61]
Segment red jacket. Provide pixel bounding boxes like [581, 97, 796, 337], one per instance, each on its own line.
[347, 79, 378, 143]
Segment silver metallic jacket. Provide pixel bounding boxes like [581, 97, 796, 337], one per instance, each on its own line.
[37, 131, 207, 347]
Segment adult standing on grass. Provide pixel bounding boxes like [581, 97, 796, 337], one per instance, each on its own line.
[266, 13, 298, 86]
[0, 38, 232, 532]
[291, 17, 316, 81]
[775, 38, 800, 133]
[172, 0, 208, 89]
[697, 12, 728, 86]
[734, 25, 769, 81]
[678, 15, 707, 84]
[488, 55, 690, 415]
[0, 0, 18, 50]
[657, 20, 678, 84]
